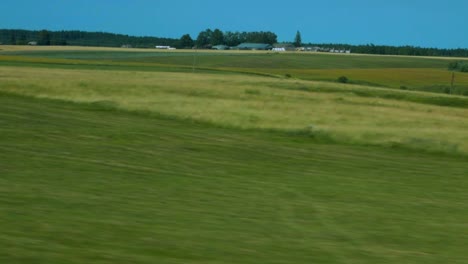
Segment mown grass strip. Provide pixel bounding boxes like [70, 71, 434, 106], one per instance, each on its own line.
[1, 93, 467, 264]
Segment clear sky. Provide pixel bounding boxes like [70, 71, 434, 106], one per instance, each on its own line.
[1, 0, 467, 48]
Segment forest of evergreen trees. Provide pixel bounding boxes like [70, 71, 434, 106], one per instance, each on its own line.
[1, 29, 468, 57]
[0, 29, 177, 48]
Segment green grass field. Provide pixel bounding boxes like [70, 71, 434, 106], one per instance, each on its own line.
[2, 46, 468, 95]
[1, 46, 467, 263]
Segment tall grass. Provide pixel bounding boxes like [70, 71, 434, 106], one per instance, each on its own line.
[1, 66, 467, 155]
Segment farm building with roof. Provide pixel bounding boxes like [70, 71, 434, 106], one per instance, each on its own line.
[235, 43, 273, 50]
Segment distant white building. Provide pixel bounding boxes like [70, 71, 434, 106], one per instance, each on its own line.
[329, 49, 351, 54]
[273, 43, 295, 51]
[306, 47, 320, 52]
[212, 45, 229, 50]
[272, 47, 286, 52]
[155, 45, 176, 50]
[28, 41, 37, 46]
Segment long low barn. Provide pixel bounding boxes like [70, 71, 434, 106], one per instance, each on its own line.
[234, 43, 273, 50]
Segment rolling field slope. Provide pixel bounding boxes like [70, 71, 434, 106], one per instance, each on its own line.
[1, 47, 467, 263]
[1, 93, 467, 264]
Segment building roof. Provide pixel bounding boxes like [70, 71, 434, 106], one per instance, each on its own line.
[236, 43, 273, 50]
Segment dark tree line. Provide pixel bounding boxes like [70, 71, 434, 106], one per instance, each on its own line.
[0, 29, 277, 50]
[305, 43, 468, 57]
[193, 29, 278, 48]
[0, 29, 178, 48]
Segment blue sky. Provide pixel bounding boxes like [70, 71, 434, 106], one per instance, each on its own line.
[1, 0, 467, 48]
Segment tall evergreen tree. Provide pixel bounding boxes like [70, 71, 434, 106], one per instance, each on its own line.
[294, 31, 302, 47]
